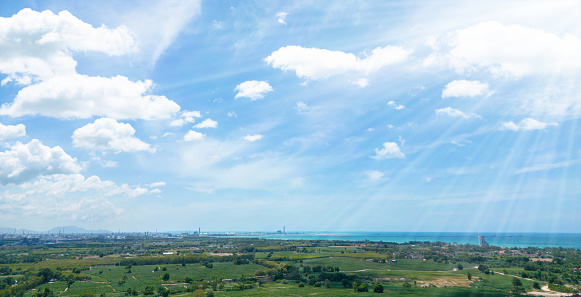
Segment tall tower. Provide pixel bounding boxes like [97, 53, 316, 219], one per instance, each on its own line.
[283, 226, 286, 234]
[478, 235, 488, 247]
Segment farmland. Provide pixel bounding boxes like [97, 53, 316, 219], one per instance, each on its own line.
[1, 234, 580, 296]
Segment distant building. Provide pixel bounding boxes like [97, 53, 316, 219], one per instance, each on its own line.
[478, 235, 489, 247]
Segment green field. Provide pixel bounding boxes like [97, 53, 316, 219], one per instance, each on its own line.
[2, 236, 579, 296]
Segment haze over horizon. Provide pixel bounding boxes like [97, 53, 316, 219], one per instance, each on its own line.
[0, 1, 580, 233]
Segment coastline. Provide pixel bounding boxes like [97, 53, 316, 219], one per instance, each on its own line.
[219, 231, 581, 249]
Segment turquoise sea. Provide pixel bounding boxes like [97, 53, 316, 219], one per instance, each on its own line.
[227, 232, 581, 249]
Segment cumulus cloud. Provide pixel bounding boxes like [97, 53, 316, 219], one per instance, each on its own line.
[437, 21, 581, 77]
[0, 8, 137, 84]
[193, 119, 218, 129]
[435, 107, 481, 119]
[169, 110, 202, 127]
[0, 173, 151, 221]
[387, 100, 405, 110]
[243, 134, 263, 142]
[72, 118, 154, 153]
[0, 9, 181, 121]
[234, 80, 273, 100]
[0, 123, 26, 140]
[24, 173, 149, 198]
[265, 45, 410, 81]
[441, 80, 491, 98]
[371, 142, 405, 159]
[501, 118, 558, 131]
[227, 111, 237, 118]
[0, 74, 180, 120]
[0, 139, 81, 185]
[184, 130, 205, 141]
[276, 12, 288, 25]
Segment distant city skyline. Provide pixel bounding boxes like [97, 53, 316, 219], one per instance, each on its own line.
[0, 1, 580, 232]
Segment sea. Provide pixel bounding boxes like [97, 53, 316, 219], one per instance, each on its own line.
[224, 232, 581, 249]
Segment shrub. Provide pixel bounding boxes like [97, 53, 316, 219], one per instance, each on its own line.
[358, 283, 369, 292]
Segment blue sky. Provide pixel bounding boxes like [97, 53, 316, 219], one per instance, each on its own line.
[0, 0, 580, 233]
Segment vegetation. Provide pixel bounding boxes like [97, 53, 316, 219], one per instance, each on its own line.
[0, 234, 579, 296]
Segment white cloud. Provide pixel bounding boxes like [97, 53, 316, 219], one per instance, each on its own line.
[23, 173, 149, 198]
[96, 158, 118, 168]
[276, 12, 288, 25]
[371, 142, 405, 159]
[169, 110, 202, 127]
[440, 21, 581, 77]
[212, 20, 223, 30]
[0, 9, 181, 121]
[351, 78, 369, 88]
[227, 111, 237, 118]
[234, 80, 273, 100]
[193, 118, 218, 129]
[0, 173, 151, 221]
[295, 101, 309, 113]
[435, 107, 481, 119]
[387, 100, 405, 110]
[441, 80, 491, 98]
[184, 130, 205, 141]
[265, 45, 410, 81]
[0, 8, 137, 84]
[0, 139, 81, 185]
[72, 118, 155, 153]
[178, 140, 299, 192]
[365, 170, 388, 182]
[451, 139, 472, 147]
[514, 160, 578, 175]
[0, 123, 26, 140]
[1, 74, 180, 120]
[148, 182, 166, 188]
[501, 118, 558, 131]
[119, 0, 201, 65]
[243, 134, 263, 142]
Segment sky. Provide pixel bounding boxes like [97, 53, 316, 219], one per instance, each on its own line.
[0, 0, 580, 233]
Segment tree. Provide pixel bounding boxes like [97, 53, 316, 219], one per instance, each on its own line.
[126, 287, 138, 296]
[467, 272, 472, 280]
[158, 286, 170, 297]
[373, 283, 384, 293]
[162, 273, 170, 281]
[357, 283, 369, 292]
[324, 279, 331, 288]
[457, 264, 463, 270]
[143, 285, 155, 295]
[533, 282, 541, 290]
[512, 277, 522, 287]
